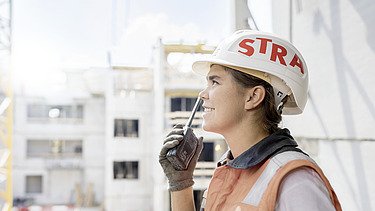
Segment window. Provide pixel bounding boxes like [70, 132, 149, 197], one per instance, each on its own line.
[27, 139, 83, 158]
[171, 97, 203, 112]
[27, 104, 83, 120]
[26, 175, 43, 194]
[113, 161, 139, 179]
[199, 142, 214, 162]
[114, 119, 139, 137]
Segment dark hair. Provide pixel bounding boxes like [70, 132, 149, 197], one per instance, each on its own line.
[224, 66, 282, 134]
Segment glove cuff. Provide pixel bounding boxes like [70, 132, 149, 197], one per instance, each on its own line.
[169, 179, 194, 192]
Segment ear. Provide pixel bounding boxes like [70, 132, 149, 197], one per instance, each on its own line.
[244, 86, 266, 110]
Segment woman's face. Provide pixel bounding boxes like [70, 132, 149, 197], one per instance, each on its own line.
[199, 65, 247, 134]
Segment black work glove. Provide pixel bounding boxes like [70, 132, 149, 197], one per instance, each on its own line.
[159, 124, 204, 192]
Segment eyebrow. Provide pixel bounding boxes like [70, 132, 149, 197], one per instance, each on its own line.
[206, 75, 222, 81]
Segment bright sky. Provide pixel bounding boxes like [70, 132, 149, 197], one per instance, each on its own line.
[12, 0, 271, 92]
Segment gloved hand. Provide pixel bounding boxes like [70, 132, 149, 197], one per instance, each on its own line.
[159, 124, 204, 192]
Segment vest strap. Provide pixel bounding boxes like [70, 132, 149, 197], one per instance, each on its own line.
[242, 151, 314, 206]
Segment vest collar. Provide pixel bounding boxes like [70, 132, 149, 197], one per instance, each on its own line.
[217, 128, 298, 169]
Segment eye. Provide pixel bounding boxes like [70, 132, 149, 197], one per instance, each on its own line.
[212, 80, 219, 85]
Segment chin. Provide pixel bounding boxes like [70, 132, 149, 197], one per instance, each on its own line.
[202, 122, 219, 133]
[202, 122, 211, 131]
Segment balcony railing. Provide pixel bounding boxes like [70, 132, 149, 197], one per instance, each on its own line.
[194, 162, 216, 178]
[165, 111, 203, 128]
[44, 159, 83, 169]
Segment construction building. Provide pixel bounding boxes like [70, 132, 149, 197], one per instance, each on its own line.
[12, 41, 226, 211]
[12, 70, 106, 209]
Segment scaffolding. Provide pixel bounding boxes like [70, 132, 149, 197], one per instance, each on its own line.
[0, 0, 12, 210]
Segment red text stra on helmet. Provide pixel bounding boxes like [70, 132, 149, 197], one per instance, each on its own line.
[238, 37, 305, 75]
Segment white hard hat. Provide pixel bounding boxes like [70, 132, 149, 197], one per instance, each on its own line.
[192, 30, 309, 115]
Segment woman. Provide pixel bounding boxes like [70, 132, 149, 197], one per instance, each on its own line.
[159, 30, 342, 211]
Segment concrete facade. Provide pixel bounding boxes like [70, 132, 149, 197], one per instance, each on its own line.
[104, 68, 154, 210]
[13, 86, 106, 207]
[12, 52, 226, 211]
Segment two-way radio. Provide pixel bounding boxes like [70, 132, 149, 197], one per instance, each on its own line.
[166, 98, 203, 170]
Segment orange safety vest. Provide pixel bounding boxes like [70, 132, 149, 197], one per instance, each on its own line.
[201, 151, 342, 211]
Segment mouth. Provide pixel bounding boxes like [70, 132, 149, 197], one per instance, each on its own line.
[203, 106, 215, 112]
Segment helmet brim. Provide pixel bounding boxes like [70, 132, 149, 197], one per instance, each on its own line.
[192, 57, 237, 76]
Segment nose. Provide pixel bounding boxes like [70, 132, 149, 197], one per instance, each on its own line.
[199, 87, 209, 100]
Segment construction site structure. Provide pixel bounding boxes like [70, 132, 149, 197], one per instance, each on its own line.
[0, 0, 12, 210]
[12, 69, 106, 209]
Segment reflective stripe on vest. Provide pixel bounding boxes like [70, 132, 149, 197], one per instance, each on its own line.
[242, 151, 315, 206]
[200, 189, 208, 211]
